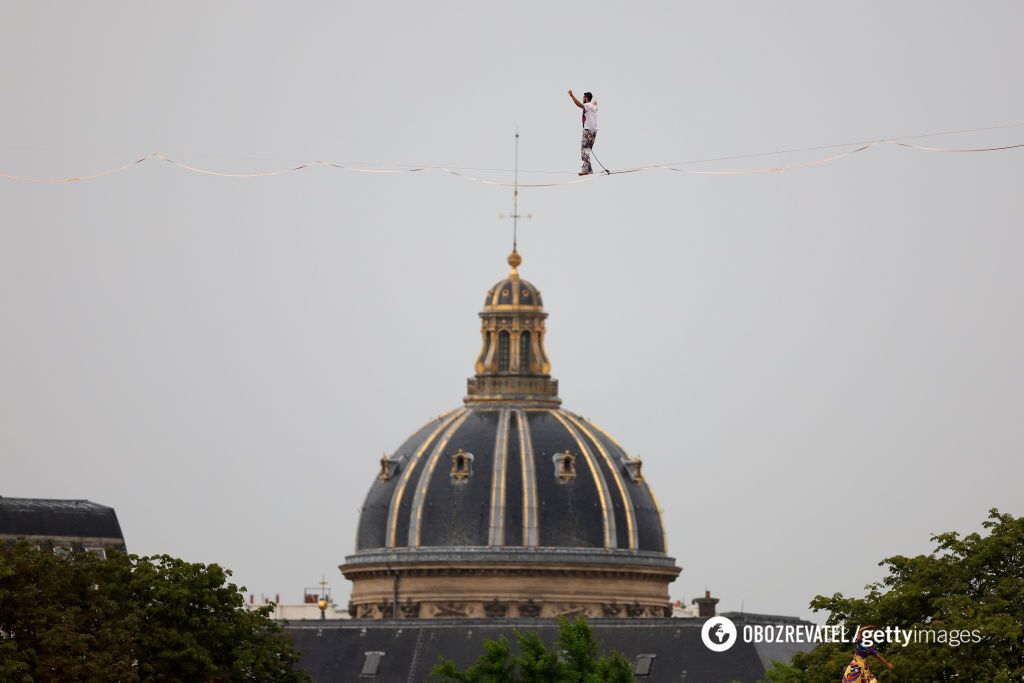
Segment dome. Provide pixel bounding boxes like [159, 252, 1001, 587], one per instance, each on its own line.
[484, 277, 543, 309]
[483, 252, 543, 309]
[356, 407, 665, 553]
[341, 250, 679, 620]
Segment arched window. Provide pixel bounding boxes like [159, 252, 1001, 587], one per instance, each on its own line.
[519, 331, 531, 373]
[498, 331, 510, 371]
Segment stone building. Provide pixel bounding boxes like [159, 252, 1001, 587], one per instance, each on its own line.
[286, 250, 813, 681]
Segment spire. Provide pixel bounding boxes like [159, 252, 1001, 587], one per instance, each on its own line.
[472, 134, 553, 405]
[499, 130, 531, 265]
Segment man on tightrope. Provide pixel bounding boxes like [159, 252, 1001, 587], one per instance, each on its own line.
[568, 89, 598, 175]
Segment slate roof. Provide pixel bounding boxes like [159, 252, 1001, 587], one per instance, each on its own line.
[0, 497, 126, 548]
[285, 618, 789, 683]
[722, 611, 818, 672]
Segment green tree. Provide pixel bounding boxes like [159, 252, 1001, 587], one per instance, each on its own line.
[764, 508, 1024, 682]
[0, 541, 309, 682]
[431, 616, 634, 683]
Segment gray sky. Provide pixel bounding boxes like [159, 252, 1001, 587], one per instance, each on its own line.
[2, 2, 1022, 621]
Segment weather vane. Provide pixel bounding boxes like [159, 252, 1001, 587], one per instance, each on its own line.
[498, 128, 532, 251]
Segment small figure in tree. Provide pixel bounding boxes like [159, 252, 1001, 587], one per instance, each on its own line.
[842, 626, 893, 682]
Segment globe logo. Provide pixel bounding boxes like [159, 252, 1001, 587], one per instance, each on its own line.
[701, 616, 738, 652]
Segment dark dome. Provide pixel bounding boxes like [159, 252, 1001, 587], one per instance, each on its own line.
[481, 247, 543, 309]
[356, 406, 666, 553]
[484, 276, 543, 309]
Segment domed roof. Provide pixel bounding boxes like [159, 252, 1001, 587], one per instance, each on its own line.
[484, 251, 543, 309]
[342, 249, 679, 620]
[352, 250, 669, 556]
[356, 406, 665, 553]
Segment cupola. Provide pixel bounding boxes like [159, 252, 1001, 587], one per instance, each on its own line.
[466, 250, 559, 406]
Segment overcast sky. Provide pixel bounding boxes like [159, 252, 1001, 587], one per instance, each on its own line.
[2, 2, 1022, 621]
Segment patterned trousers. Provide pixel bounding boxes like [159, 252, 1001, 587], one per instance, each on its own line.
[581, 129, 597, 174]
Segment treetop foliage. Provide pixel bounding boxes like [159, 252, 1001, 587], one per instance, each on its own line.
[0, 542, 309, 682]
[430, 616, 635, 683]
[765, 508, 1024, 682]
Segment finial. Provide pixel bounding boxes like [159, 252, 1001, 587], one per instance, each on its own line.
[508, 249, 522, 277]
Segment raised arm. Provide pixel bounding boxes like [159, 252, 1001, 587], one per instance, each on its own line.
[874, 652, 894, 670]
[568, 89, 583, 108]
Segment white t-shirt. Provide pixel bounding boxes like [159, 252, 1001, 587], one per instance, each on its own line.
[583, 102, 598, 132]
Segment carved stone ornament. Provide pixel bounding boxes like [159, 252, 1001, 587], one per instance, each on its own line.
[400, 599, 420, 618]
[554, 604, 586, 618]
[377, 601, 395, 618]
[625, 600, 645, 618]
[483, 598, 509, 617]
[601, 601, 622, 617]
[434, 602, 470, 618]
[518, 599, 542, 617]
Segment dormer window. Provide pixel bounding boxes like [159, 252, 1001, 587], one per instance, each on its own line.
[450, 449, 474, 481]
[553, 451, 576, 482]
[624, 456, 644, 483]
[378, 454, 399, 481]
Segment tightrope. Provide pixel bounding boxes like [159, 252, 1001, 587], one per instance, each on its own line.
[1, 122, 1022, 187]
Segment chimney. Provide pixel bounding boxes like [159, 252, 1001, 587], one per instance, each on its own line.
[692, 590, 719, 618]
